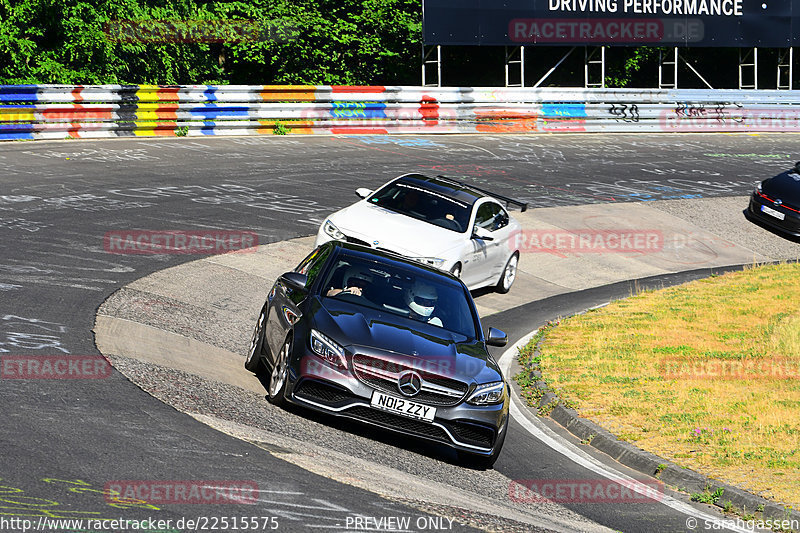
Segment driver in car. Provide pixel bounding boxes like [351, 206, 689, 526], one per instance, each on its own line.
[406, 280, 443, 327]
[327, 267, 372, 297]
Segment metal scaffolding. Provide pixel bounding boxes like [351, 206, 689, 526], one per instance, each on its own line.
[504, 46, 525, 87]
[658, 47, 679, 89]
[777, 48, 794, 90]
[584, 46, 605, 88]
[739, 47, 758, 90]
[422, 45, 795, 89]
[421, 44, 441, 87]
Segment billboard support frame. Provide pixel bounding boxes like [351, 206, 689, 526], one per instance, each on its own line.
[505, 46, 526, 87]
[422, 44, 442, 87]
[739, 48, 759, 89]
[532, 46, 576, 87]
[777, 48, 794, 89]
[658, 47, 678, 89]
[585, 46, 606, 88]
[684, 52, 715, 89]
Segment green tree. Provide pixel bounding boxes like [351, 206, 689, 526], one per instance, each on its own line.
[0, 0, 422, 85]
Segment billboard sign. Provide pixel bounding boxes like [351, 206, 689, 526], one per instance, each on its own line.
[423, 0, 797, 46]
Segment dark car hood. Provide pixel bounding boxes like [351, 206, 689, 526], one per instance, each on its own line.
[762, 171, 800, 204]
[312, 297, 500, 382]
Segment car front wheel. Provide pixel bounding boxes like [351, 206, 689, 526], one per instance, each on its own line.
[245, 305, 267, 373]
[496, 253, 519, 294]
[267, 334, 291, 406]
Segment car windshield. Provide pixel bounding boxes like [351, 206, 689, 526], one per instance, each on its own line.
[368, 179, 471, 233]
[321, 254, 478, 340]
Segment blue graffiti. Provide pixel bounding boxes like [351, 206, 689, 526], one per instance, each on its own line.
[203, 86, 218, 102]
[330, 101, 387, 119]
[0, 85, 40, 103]
[353, 135, 443, 147]
[189, 104, 249, 119]
[541, 104, 587, 118]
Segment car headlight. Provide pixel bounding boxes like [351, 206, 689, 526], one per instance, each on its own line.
[323, 220, 345, 241]
[755, 183, 762, 195]
[466, 381, 505, 406]
[412, 257, 446, 268]
[310, 329, 346, 369]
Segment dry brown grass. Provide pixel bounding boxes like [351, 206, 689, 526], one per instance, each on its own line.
[522, 263, 800, 507]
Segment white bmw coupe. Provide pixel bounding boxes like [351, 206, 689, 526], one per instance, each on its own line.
[315, 174, 526, 293]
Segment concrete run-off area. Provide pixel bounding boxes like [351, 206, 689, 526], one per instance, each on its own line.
[94, 193, 798, 529]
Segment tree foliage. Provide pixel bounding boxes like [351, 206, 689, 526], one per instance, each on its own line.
[0, 0, 422, 85]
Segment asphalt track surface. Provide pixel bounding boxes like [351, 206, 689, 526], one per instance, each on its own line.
[0, 134, 798, 532]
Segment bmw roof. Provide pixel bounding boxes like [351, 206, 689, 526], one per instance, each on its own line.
[395, 174, 486, 206]
[395, 173, 528, 212]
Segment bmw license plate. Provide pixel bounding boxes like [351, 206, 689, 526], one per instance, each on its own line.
[761, 204, 786, 220]
[370, 391, 436, 422]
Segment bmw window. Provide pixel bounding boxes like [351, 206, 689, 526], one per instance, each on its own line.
[475, 202, 509, 232]
[368, 180, 471, 232]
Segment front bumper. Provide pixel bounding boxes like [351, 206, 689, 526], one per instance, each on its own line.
[746, 193, 800, 238]
[284, 352, 508, 456]
[314, 223, 456, 272]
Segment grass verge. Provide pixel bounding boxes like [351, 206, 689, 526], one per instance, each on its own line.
[517, 262, 800, 508]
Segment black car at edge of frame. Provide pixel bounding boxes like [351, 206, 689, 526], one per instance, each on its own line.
[245, 240, 510, 468]
[746, 161, 800, 238]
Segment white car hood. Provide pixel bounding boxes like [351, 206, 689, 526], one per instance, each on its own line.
[330, 202, 464, 257]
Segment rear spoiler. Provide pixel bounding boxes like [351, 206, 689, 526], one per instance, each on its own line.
[435, 175, 528, 212]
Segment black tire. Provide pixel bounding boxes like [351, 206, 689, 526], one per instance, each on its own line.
[495, 252, 519, 294]
[450, 263, 462, 279]
[267, 334, 291, 407]
[245, 304, 268, 373]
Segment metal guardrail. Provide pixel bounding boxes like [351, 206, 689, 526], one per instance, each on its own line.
[1, 84, 799, 140]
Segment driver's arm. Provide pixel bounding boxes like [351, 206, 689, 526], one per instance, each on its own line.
[326, 286, 362, 297]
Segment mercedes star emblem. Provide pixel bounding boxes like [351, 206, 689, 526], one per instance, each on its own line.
[397, 370, 422, 397]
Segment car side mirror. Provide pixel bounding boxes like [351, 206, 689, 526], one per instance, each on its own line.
[472, 226, 494, 241]
[281, 272, 308, 291]
[486, 327, 507, 347]
[356, 187, 373, 199]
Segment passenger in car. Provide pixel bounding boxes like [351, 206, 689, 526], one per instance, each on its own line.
[406, 280, 444, 327]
